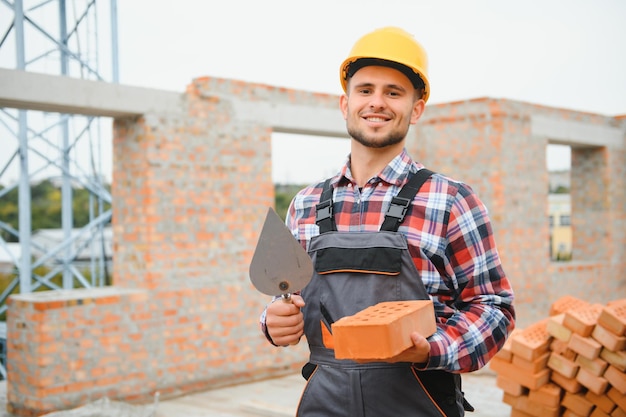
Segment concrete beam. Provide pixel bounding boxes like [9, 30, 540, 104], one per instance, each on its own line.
[0, 68, 184, 118]
[198, 91, 349, 139]
[532, 114, 624, 149]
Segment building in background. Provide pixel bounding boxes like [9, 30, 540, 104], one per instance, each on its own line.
[548, 170, 572, 261]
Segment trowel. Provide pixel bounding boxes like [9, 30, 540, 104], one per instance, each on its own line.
[249, 207, 313, 301]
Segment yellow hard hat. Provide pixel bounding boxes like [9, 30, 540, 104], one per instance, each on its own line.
[340, 27, 430, 102]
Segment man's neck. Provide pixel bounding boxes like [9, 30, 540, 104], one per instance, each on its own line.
[350, 142, 404, 187]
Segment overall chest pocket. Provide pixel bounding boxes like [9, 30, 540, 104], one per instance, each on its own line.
[315, 246, 402, 276]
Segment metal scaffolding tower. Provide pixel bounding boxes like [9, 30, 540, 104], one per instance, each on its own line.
[0, 0, 118, 377]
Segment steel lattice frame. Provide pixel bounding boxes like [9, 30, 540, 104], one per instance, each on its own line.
[0, 0, 118, 378]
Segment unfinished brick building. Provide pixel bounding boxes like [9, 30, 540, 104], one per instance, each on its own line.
[1, 69, 625, 415]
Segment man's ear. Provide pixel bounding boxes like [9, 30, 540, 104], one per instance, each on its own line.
[410, 99, 426, 124]
[340, 94, 349, 120]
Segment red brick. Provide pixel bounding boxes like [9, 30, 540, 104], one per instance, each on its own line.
[551, 369, 583, 394]
[503, 392, 560, 417]
[551, 338, 577, 359]
[332, 300, 436, 360]
[550, 295, 590, 316]
[547, 313, 573, 341]
[512, 351, 550, 373]
[568, 333, 602, 360]
[563, 304, 604, 337]
[527, 382, 562, 408]
[590, 409, 611, 417]
[612, 408, 626, 417]
[562, 392, 595, 416]
[496, 375, 528, 396]
[598, 300, 626, 336]
[510, 408, 534, 417]
[585, 389, 616, 414]
[511, 319, 552, 361]
[600, 348, 626, 372]
[490, 356, 550, 390]
[576, 355, 609, 376]
[592, 323, 626, 351]
[576, 367, 609, 395]
[604, 365, 626, 394]
[548, 352, 579, 379]
[607, 386, 626, 412]
[562, 411, 585, 417]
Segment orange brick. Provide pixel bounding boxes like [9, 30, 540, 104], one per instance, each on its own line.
[550, 295, 590, 316]
[528, 382, 562, 408]
[586, 389, 616, 414]
[564, 304, 604, 337]
[611, 407, 625, 417]
[613, 407, 626, 417]
[598, 300, 626, 336]
[510, 408, 534, 417]
[504, 392, 560, 417]
[331, 300, 436, 360]
[548, 313, 573, 341]
[548, 352, 579, 379]
[496, 375, 528, 396]
[551, 369, 583, 394]
[576, 355, 609, 376]
[551, 338, 577, 359]
[592, 323, 626, 351]
[563, 411, 586, 417]
[604, 365, 626, 394]
[562, 392, 595, 416]
[576, 367, 609, 395]
[513, 351, 550, 373]
[490, 356, 551, 390]
[600, 348, 626, 372]
[590, 409, 611, 417]
[568, 333, 602, 360]
[511, 319, 552, 361]
[607, 386, 626, 412]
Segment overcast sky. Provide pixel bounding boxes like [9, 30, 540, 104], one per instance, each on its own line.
[112, 0, 626, 184]
[3, 0, 625, 185]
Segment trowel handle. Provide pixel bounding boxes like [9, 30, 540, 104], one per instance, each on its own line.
[280, 292, 299, 346]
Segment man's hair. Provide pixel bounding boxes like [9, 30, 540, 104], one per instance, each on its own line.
[346, 58, 426, 99]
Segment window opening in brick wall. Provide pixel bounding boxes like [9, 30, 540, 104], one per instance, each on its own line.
[547, 144, 572, 261]
[272, 133, 350, 185]
[271, 132, 350, 220]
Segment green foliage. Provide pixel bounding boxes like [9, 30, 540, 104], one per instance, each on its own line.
[0, 180, 111, 242]
[552, 185, 570, 194]
[274, 184, 305, 221]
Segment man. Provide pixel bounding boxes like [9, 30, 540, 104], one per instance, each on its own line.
[261, 27, 515, 416]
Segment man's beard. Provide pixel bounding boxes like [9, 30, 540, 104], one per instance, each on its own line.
[347, 125, 408, 149]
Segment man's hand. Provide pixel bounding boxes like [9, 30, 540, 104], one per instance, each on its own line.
[357, 331, 431, 364]
[265, 295, 305, 346]
[386, 331, 431, 364]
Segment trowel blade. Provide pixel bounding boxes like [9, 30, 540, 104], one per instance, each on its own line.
[249, 207, 313, 297]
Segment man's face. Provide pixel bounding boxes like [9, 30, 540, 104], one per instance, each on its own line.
[340, 65, 425, 149]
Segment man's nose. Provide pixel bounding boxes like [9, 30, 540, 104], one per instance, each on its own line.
[368, 92, 386, 109]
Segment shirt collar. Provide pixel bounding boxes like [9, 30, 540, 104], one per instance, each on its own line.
[330, 148, 423, 188]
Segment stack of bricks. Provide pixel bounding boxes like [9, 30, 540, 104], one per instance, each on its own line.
[490, 295, 626, 417]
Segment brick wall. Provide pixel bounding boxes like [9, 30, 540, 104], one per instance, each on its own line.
[6, 81, 626, 416]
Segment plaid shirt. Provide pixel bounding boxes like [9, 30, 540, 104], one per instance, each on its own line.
[284, 148, 515, 373]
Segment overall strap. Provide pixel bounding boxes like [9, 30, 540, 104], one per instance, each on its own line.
[315, 178, 337, 233]
[380, 168, 434, 232]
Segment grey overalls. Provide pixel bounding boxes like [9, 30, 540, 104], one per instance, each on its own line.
[298, 169, 469, 417]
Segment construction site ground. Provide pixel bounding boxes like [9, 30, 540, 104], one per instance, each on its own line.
[0, 366, 510, 417]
